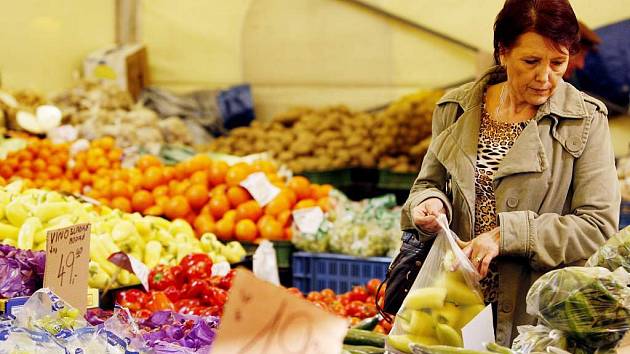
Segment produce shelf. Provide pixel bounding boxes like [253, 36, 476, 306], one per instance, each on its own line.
[292, 252, 391, 293]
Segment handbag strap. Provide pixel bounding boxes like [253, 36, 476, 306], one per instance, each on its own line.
[375, 274, 393, 323]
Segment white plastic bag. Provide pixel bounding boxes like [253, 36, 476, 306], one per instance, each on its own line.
[387, 214, 485, 353]
[253, 240, 280, 285]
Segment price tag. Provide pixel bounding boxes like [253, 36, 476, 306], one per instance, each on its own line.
[43, 223, 91, 313]
[212, 262, 231, 277]
[462, 304, 495, 350]
[240, 172, 280, 207]
[212, 269, 348, 354]
[107, 252, 150, 291]
[292, 207, 324, 234]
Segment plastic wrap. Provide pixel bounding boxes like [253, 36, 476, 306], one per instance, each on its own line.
[387, 215, 484, 353]
[586, 226, 630, 272]
[511, 325, 568, 353]
[526, 266, 630, 350]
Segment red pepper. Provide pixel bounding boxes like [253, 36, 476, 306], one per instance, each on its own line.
[164, 285, 183, 303]
[146, 291, 175, 312]
[218, 269, 236, 290]
[116, 289, 148, 312]
[169, 265, 187, 286]
[180, 253, 213, 280]
[149, 265, 176, 291]
[176, 298, 202, 315]
[202, 287, 228, 307]
[187, 278, 211, 298]
[135, 309, 152, 319]
[198, 305, 222, 317]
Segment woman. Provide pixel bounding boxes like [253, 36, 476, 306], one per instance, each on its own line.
[401, 0, 620, 346]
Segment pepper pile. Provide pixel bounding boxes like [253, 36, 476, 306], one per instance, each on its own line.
[116, 253, 234, 318]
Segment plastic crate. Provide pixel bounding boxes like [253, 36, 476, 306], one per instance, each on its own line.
[377, 170, 417, 190]
[292, 252, 391, 293]
[301, 169, 352, 188]
[621, 201, 630, 229]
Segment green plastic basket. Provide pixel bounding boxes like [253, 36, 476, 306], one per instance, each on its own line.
[241, 240, 295, 269]
[377, 170, 417, 190]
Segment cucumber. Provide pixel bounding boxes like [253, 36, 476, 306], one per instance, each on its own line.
[344, 328, 386, 348]
[342, 344, 386, 354]
[352, 316, 380, 331]
[436, 324, 463, 347]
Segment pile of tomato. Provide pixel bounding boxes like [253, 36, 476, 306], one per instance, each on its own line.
[116, 253, 234, 318]
[287, 279, 392, 334]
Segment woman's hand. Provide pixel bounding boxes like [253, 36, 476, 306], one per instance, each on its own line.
[460, 227, 500, 277]
[412, 198, 446, 233]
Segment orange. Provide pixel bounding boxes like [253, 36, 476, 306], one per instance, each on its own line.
[155, 195, 170, 209]
[174, 163, 188, 180]
[208, 160, 228, 186]
[131, 190, 155, 212]
[110, 169, 128, 182]
[111, 180, 132, 198]
[257, 215, 274, 230]
[235, 219, 258, 242]
[170, 180, 191, 197]
[152, 185, 169, 198]
[111, 197, 132, 213]
[214, 218, 234, 241]
[252, 160, 277, 174]
[162, 166, 176, 182]
[319, 184, 333, 198]
[99, 136, 116, 150]
[223, 210, 237, 222]
[143, 166, 164, 190]
[259, 218, 284, 240]
[225, 163, 252, 187]
[79, 171, 92, 185]
[318, 197, 331, 212]
[189, 154, 213, 173]
[294, 199, 317, 210]
[17, 169, 33, 179]
[210, 184, 227, 198]
[47, 165, 63, 178]
[264, 195, 291, 217]
[108, 148, 123, 162]
[236, 200, 263, 222]
[0, 165, 13, 179]
[32, 159, 46, 172]
[190, 171, 209, 186]
[208, 194, 230, 219]
[277, 209, 292, 228]
[279, 188, 297, 207]
[137, 155, 162, 171]
[284, 227, 293, 240]
[164, 195, 192, 220]
[227, 186, 251, 207]
[287, 176, 311, 200]
[194, 214, 215, 235]
[186, 184, 209, 210]
[144, 205, 163, 216]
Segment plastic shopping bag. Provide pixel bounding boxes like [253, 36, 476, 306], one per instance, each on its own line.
[526, 266, 630, 352]
[386, 214, 485, 353]
[511, 325, 569, 353]
[253, 240, 280, 285]
[586, 226, 630, 272]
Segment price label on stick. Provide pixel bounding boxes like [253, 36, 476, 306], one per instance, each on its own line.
[292, 207, 324, 234]
[43, 223, 91, 313]
[212, 269, 348, 354]
[108, 252, 150, 291]
[240, 172, 280, 207]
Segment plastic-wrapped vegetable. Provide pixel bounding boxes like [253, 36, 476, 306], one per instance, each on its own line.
[0, 244, 45, 298]
[526, 266, 630, 351]
[511, 325, 568, 353]
[586, 226, 630, 272]
[139, 310, 219, 353]
[291, 217, 332, 253]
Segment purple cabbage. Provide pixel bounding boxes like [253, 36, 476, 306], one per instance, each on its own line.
[140, 311, 219, 352]
[0, 244, 45, 298]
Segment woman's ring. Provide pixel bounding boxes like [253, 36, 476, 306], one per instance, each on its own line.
[475, 256, 482, 263]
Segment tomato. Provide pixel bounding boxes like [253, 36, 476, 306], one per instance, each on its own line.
[379, 319, 393, 333]
[202, 287, 228, 307]
[146, 291, 175, 312]
[164, 286, 182, 302]
[339, 293, 351, 306]
[363, 303, 377, 317]
[286, 287, 304, 298]
[149, 265, 176, 290]
[329, 301, 347, 316]
[180, 253, 213, 280]
[366, 279, 381, 296]
[116, 289, 147, 312]
[345, 300, 367, 317]
[306, 291, 323, 302]
[348, 286, 369, 302]
[373, 324, 386, 334]
[319, 288, 336, 303]
[349, 317, 361, 326]
[311, 300, 329, 312]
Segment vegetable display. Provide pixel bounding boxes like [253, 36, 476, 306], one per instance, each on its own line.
[0, 244, 45, 298]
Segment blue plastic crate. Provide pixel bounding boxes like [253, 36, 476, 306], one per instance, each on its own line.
[621, 201, 630, 229]
[292, 252, 391, 293]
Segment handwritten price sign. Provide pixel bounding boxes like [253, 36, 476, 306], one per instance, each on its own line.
[211, 269, 348, 354]
[43, 223, 91, 313]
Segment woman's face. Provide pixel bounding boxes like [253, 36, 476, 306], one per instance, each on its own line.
[501, 32, 570, 106]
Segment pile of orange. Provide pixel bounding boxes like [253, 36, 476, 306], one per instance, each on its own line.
[0, 135, 332, 242]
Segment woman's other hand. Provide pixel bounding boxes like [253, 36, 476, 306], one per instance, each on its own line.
[461, 227, 500, 277]
[412, 198, 446, 233]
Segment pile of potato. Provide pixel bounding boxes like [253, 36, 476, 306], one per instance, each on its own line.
[206, 90, 442, 173]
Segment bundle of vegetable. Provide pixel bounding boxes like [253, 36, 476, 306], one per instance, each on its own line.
[511, 325, 569, 353]
[586, 226, 630, 272]
[388, 216, 484, 354]
[0, 244, 45, 298]
[409, 342, 514, 354]
[526, 266, 630, 351]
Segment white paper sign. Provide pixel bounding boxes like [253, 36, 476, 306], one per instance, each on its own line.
[240, 172, 281, 207]
[212, 262, 231, 277]
[462, 304, 495, 350]
[129, 255, 150, 291]
[292, 207, 324, 234]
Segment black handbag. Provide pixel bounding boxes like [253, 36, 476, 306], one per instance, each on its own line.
[376, 230, 434, 322]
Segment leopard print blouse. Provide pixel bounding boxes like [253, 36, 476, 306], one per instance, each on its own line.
[475, 92, 529, 303]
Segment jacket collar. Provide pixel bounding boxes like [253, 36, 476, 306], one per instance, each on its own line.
[440, 65, 588, 120]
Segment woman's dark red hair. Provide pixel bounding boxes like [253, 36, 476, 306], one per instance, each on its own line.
[494, 0, 580, 63]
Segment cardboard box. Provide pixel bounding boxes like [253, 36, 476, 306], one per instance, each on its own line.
[83, 44, 148, 100]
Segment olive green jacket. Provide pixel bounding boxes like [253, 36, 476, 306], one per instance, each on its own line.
[401, 66, 620, 345]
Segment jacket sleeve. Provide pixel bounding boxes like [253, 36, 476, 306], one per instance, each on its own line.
[400, 102, 458, 239]
[498, 110, 620, 271]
